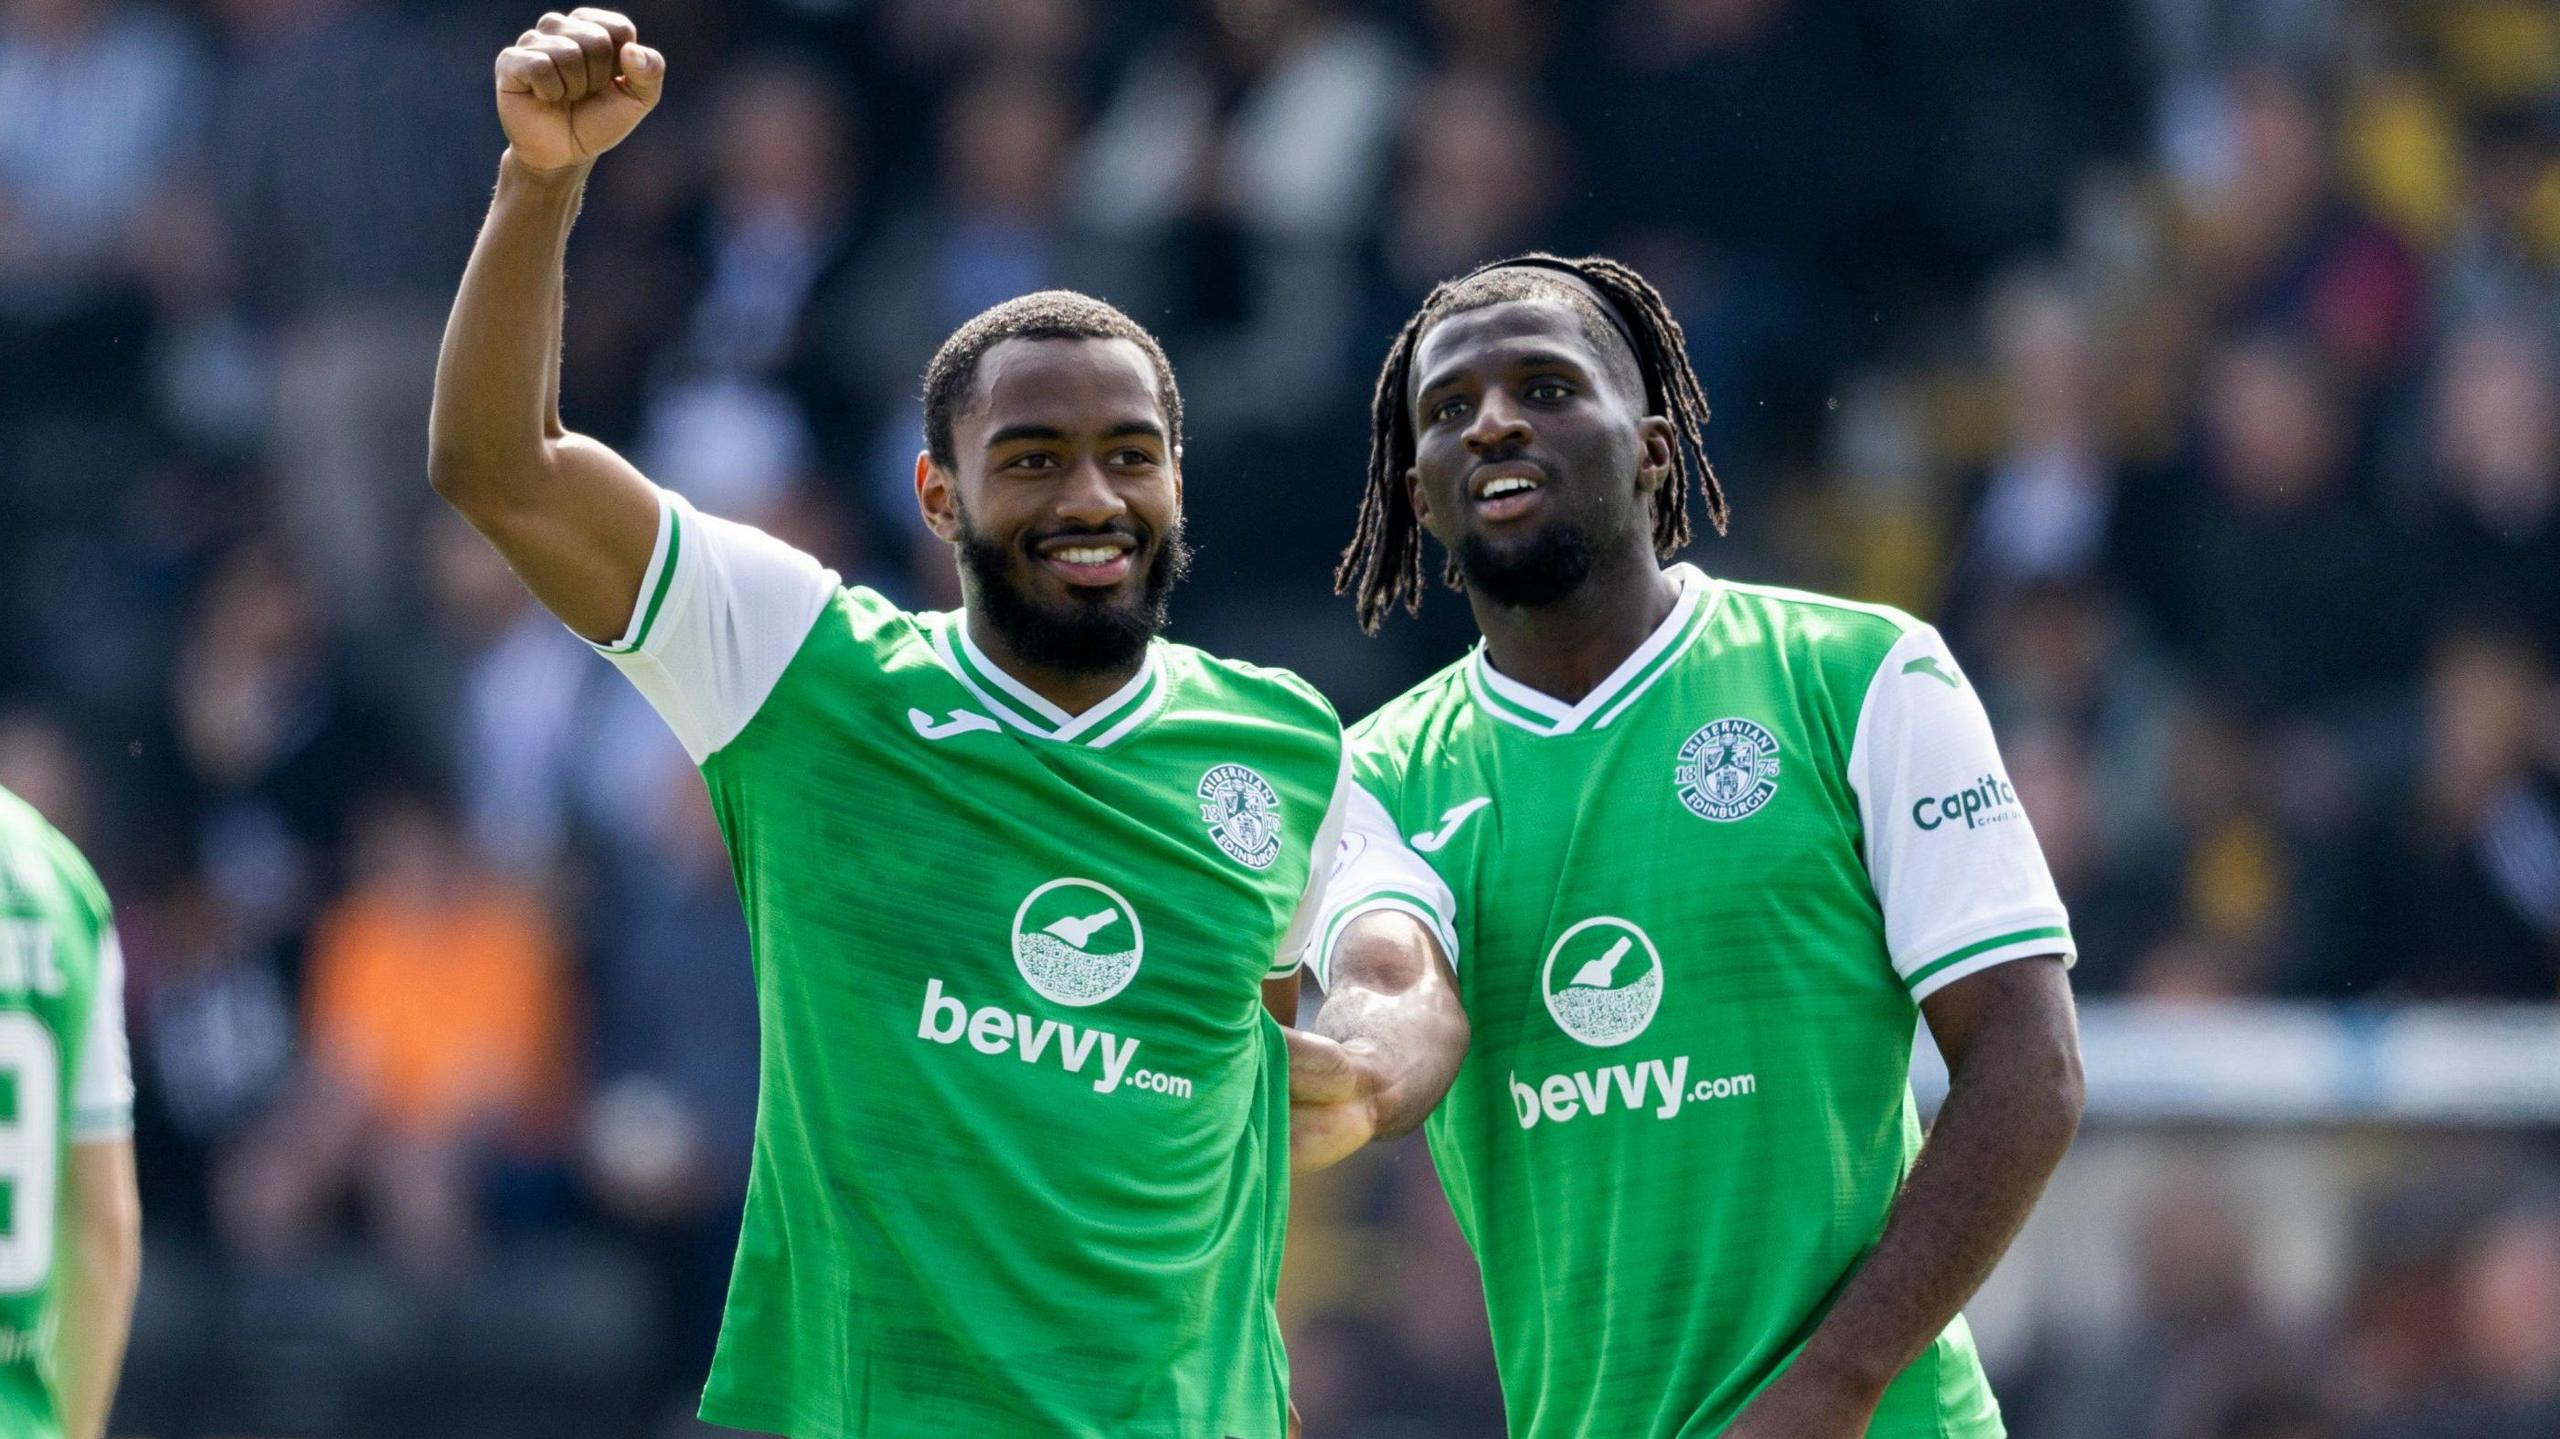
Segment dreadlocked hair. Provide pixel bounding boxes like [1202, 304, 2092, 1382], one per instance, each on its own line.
[1335, 253, 1727, 634]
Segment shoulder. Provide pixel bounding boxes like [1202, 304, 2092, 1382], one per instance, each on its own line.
[0, 789, 110, 933]
[1348, 656, 1470, 747]
[1718, 581, 1926, 661]
[1343, 656, 1473, 796]
[1161, 645, 1343, 733]
[1711, 581, 1950, 747]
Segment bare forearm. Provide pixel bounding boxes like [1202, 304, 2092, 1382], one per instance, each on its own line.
[1312, 919, 1467, 1140]
[57, 1147, 141, 1439]
[1789, 963, 2081, 1404]
[429, 152, 591, 488]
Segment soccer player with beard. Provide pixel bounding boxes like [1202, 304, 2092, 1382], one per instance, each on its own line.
[1306, 254, 2086, 1438]
[429, 13, 1462, 1436]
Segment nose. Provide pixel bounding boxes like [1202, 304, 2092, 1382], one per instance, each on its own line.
[1053, 454, 1128, 530]
[1463, 387, 1531, 456]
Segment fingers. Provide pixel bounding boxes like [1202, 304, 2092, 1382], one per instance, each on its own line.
[536, 11, 616, 99]
[1283, 1027, 1361, 1104]
[570, 7, 638, 54]
[496, 41, 564, 101]
[501, 29, 584, 102]
[617, 42, 665, 107]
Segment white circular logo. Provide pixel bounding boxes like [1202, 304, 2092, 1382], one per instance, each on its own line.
[1010, 878, 1144, 1007]
[1540, 917, 1665, 1048]
[1675, 717, 1781, 822]
[1197, 763, 1283, 870]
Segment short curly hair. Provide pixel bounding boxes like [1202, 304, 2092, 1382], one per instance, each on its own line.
[920, 290, 1184, 469]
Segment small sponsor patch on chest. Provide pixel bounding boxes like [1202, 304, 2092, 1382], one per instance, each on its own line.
[1197, 763, 1283, 870]
[1674, 717, 1782, 822]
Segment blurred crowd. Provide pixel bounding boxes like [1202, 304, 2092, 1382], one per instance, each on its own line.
[0, 0, 2555, 1433]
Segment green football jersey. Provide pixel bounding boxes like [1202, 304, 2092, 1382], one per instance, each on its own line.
[0, 788, 135, 1439]
[594, 491, 1353, 1438]
[1314, 565, 2073, 1439]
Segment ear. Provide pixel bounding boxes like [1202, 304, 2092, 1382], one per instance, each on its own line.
[1406, 465, 1435, 535]
[1171, 444, 1185, 509]
[1635, 415, 1676, 497]
[915, 450, 961, 543]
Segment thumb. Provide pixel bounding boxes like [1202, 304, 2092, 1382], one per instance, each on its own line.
[1284, 1028, 1363, 1105]
[615, 43, 665, 107]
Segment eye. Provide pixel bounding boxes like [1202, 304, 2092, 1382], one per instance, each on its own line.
[1008, 451, 1061, 472]
[1428, 396, 1470, 425]
[1527, 379, 1572, 403]
[1109, 448, 1157, 468]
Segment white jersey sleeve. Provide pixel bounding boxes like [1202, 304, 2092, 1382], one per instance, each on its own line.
[589, 488, 840, 764]
[69, 925, 133, 1142]
[1269, 752, 1360, 979]
[1306, 780, 1460, 991]
[1848, 624, 2075, 1001]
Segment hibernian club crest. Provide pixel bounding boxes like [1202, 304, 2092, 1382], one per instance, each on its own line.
[1675, 717, 1781, 823]
[1198, 764, 1283, 870]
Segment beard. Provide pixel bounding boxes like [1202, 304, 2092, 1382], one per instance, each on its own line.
[1457, 520, 1596, 610]
[955, 507, 1192, 673]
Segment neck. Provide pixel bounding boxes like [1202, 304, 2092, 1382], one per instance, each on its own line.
[963, 608, 1146, 716]
[1470, 545, 1679, 705]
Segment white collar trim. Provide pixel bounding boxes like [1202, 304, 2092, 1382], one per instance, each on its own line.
[1469, 564, 1713, 737]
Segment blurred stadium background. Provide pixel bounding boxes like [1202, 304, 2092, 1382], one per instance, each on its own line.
[4, 0, 2559, 1434]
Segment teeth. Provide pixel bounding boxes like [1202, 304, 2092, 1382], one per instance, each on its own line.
[1482, 477, 1539, 499]
[1054, 547, 1123, 566]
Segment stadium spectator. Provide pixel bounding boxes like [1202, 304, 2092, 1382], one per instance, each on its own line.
[2417, 320, 2560, 653]
[2446, 1203, 2560, 1436]
[2018, 1169, 2301, 1439]
[206, 0, 500, 640]
[0, 0, 202, 323]
[219, 787, 573, 1282]
[1943, 275, 2126, 637]
[2335, 626, 2560, 998]
[2176, 66, 2423, 390]
[2135, 330, 2414, 722]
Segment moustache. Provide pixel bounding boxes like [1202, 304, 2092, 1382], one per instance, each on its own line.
[1020, 522, 1148, 553]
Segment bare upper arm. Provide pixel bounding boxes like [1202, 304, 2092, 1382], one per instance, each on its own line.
[434, 432, 664, 644]
[1918, 955, 2079, 1081]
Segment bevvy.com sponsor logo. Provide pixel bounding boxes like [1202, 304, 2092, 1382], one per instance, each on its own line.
[1509, 1059, 1758, 1129]
[911, 877, 1196, 1099]
[1512, 916, 1757, 1129]
[1912, 773, 2022, 832]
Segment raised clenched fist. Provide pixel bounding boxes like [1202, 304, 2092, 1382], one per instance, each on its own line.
[495, 9, 664, 173]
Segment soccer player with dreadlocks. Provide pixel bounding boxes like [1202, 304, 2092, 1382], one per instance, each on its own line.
[1304, 254, 2085, 1438]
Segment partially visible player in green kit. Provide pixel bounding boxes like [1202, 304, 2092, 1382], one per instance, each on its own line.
[0, 788, 140, 1439]
[1306, 254, 2086, 1438]
[429, 11, 1464, 1437]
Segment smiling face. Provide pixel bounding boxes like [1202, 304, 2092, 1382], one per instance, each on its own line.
[917, 335, 1189, 671]
[1405, 297, 1672, 610]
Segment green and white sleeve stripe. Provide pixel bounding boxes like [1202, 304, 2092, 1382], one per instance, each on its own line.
[1312, 885, 1460, 992]
[583, 488, 841, 763]
[1897, 920, 2073, 1001]
[593, 490, 683, 656]
[1306, 782, 1459, 991]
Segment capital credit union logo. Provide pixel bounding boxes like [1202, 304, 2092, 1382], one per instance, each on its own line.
[1675, 717, 1781, 823]
[1912, 773, 2022, 832]
[1197, 763, 1283, 870]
